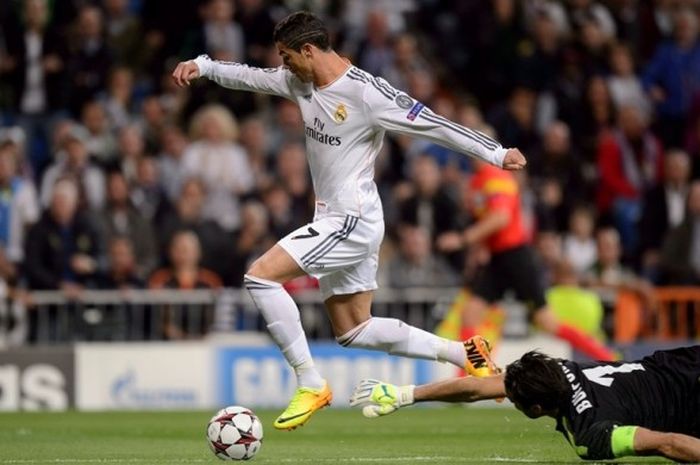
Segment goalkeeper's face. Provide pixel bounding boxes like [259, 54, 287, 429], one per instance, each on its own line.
[277, 43, 314, 83]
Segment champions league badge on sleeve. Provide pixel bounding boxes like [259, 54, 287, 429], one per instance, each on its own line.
[406, 102, 425, 121]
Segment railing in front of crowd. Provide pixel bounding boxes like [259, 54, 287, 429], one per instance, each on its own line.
[2, 286, 700, 346]
[0, 287, 460, 346]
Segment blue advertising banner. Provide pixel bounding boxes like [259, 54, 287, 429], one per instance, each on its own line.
[216, 344, 436, 408]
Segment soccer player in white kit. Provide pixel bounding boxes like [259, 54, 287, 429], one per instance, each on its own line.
[173, 11, 527, 430]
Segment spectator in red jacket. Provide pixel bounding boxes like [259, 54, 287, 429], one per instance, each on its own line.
[596, 104, 663, 256]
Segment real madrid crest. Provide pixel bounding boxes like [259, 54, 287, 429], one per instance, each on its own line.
[334, 103, 347, 123]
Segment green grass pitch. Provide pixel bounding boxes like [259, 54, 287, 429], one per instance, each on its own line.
[0, 407, 669, 464]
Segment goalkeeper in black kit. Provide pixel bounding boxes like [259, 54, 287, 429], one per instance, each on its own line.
[351, 346, 700, 462]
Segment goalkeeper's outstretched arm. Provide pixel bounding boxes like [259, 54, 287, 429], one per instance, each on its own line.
[350, 374, 506, 418]
[414, 373, 506, 403]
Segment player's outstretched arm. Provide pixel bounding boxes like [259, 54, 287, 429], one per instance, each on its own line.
[412, 374, 506, 403]
[172, 54, 296, 99]
[359, 74, 526, 170]
[633, 428, 700, 462]
[350, 375, 506, 418]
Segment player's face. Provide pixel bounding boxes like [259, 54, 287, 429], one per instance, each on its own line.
[513, 400, 545, 419]
[277, 43, 313, 82]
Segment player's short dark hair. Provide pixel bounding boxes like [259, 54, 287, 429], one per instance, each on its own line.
[504, 351, 570, 411]
[273, 11, 331, 52]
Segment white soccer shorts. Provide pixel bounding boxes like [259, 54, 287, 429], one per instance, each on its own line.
[278, 213, 384, 300]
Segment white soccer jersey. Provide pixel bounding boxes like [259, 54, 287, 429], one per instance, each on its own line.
[194, 55, 508, 220]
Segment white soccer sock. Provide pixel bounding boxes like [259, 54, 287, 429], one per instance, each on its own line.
[244, 274, 325, 390]
[336, 317, 466, 368]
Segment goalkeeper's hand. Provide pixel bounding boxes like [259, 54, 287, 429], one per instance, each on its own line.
[349, 379, 415, 418]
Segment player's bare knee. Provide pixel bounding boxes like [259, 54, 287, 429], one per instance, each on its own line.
[246, 256, 280, 282]
[335, 318, 371, 347]
[245, 259, 265, 280]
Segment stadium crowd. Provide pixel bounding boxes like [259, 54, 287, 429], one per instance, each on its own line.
[1, 0, 700, 339]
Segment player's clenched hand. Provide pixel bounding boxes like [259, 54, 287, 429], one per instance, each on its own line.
[350, 379, 414, 418]
[172, 60, 200, 87]
[502, 148, 527, 170]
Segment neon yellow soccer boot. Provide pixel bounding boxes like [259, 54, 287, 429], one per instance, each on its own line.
[273, 381, 332, 431]
[464, 335, 501, 377]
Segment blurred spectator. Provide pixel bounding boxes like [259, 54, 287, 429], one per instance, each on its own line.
[80, 100, 117, 167]
[397, 155, 460, 250]
[138, 95, 168, 154]
[566, 0, 617, 40]
[148, 230, 222, 339]
[25, 179, 99, 293]
[100, 66, 134, 130]
[231, 201, 274, 286]
[158, 178, 230, 283]
[240, 116, 273, 192]
[262, 185, 297, 240]
[235, 0, 275, 66]
[515, 7, 563, 94]
[596, 104, 663, 254]
[530, 121, 588, 208]
[103, 0, 144, 69]
[575, 13, 614, 77]
[2, 0, 68, 176]
[406, 69, 437, 106]
[380, 33, 429, 92]
[117, 125, 147, 182]
[606, 42, 650, 116]
[534, 178, 568, 232]
[157, 125, 189, 203]
[660, 181, 700, 285]
[471, 0, 524, 105]
[356, 10, 394, 77]
[275, 142, 313, 225]
[0, 141, 39, 269]
[181, 0, 244, 63]
[585, 227, 647, 295]
[66, 5, 114, 116]
[639, 148, 691, 281]
[40, 125, 106, 210]
[578, 75, 615, 155]
[562, 206, 598, 275]
[95, 171, 157, 280]
[267, 99, 306, 153]
[129, 156, 169, 223]
[386, 225, 460, 288]
[96, 236, 144, 289]
[183, 104, 254, 231]
[488, 87, 540, 155]
[688, 116, 700, 176]
[534, 229, 563, 288]
[643, 8, 700, 146]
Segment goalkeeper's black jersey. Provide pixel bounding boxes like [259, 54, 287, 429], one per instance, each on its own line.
[555, 346, 700, 460]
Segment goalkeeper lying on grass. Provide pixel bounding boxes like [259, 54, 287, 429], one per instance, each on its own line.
[350, 346, 700, 462]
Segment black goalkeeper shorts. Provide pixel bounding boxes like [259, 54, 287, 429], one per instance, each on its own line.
[470, 245, 547, 314]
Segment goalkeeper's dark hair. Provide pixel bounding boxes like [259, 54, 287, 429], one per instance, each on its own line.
[273, 11, 331, 52]
[504, 351, 570, 411]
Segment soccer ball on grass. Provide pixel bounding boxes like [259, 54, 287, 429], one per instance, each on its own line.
[206, 406, 263, 460]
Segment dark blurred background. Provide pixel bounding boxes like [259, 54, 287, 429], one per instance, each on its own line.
[1, 0, 700, 344]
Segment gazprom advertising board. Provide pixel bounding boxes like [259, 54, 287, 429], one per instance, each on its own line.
[216, 343, 435, 408]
